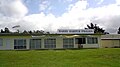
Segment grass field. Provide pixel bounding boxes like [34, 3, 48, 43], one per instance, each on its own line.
[0, 48, 120, 67]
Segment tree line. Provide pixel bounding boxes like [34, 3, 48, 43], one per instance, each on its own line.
[0, 27, 49, 34]
[1, 23, 120, 34]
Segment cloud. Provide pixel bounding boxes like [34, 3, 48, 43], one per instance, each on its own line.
[39, 0, 50, 11]
[58, 0, 73, 3]
[116, 0, 120, 5]
[85, 4, 120, 33]
[0, 0, 28, 18]
[22, 0, 89, 32]
[0, 0, 28, 31]
[97, 0, 104, 5]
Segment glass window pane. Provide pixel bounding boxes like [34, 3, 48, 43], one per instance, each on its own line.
[44, 38, 56, 48]
[63, 38, 74, 48]
[87, 37, 98, 44]
[0, 39, 3, 46]
[30, 39, 41, 49]
[14, 39, 26, 49]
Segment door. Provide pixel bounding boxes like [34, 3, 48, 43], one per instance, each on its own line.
[75, 38, 86, 48]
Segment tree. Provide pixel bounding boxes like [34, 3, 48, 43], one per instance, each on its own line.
[23, 30, 28, 34]
[85, 23, 109, 34]
[87, 23, 94, 29]
[1, 29, 4, 33]
[4, 27, 10, 33]
[46, 32, 50, 34]
[117, 27, 120, 34]
[28, 31, 32, 34]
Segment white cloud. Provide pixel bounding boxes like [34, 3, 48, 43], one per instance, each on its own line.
[0, 0, 28, 31]
[22, 0, 89, 31]
[0, 0, 28, 18]
[116, 0, 120, 5]
[97, 0, 104, 5]
[39, 0, 50, 11]
[58, 0, 73, 3]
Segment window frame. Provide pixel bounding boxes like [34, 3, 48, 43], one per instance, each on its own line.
[75, 38, 86, 44]
[63, 38, 74, 48]
[0, 39, 3, 46]
[44, 38, 56, 48]
[14, 39, 26, 49]
[30, 39, 41, 49]
[87, 37, 98, 44]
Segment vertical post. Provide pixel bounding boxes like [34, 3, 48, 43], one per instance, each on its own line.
[26, 39, 30, 49]
[41, 38, 44, 49]
[86, 37, 88, 44]
[73, 38, 76, 48]
[119, 40, 120, 47]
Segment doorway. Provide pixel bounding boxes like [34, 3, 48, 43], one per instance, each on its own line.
[75, 38, 86, 48]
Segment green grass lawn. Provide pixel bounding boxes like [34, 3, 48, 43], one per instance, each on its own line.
[0, 48, 120, 67]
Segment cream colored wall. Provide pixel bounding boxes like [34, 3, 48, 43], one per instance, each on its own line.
[112, 40, 119, 47]
[41, 39, 44, 48]
[0, 38, 14, 50]
[101, 40, 120, 48]
[56, 37, 63, 48]
[74, 44, 78, 48]
[26, 39, 30, 49]
[4, 38, 14, 50]
[101, 40, 113, 48]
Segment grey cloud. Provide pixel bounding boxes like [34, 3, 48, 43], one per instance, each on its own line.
[91, 15, 120, 33]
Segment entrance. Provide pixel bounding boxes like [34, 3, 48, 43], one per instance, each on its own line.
[75, 38, 86, 48]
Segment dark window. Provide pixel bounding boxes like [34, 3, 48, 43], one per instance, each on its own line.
[0, 39, 3, 46]
[14, 39, 26, 49]
[75, 38, 86, 44]
[87, 37, 98, 44]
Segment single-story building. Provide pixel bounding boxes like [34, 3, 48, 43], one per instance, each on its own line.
[0, 29, 102, 50]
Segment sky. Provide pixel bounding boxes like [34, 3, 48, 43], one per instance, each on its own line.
[0, 0, 120, 33]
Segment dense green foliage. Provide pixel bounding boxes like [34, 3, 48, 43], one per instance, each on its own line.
[0, 48, 120, 67]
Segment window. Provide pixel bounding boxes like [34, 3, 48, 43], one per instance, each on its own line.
[63, 38, 74, 48]
[14, 39, 26, 49]
[44, 38, 56, 48]
[75, 38, 86, 44]
[30, 39, 41, 49]
[0, 39, 3, 46]
[87, 37, 98, 44]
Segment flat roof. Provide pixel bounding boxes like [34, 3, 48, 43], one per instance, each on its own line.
[0, 33, 103, 36]
[101, 34, 120, 40]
